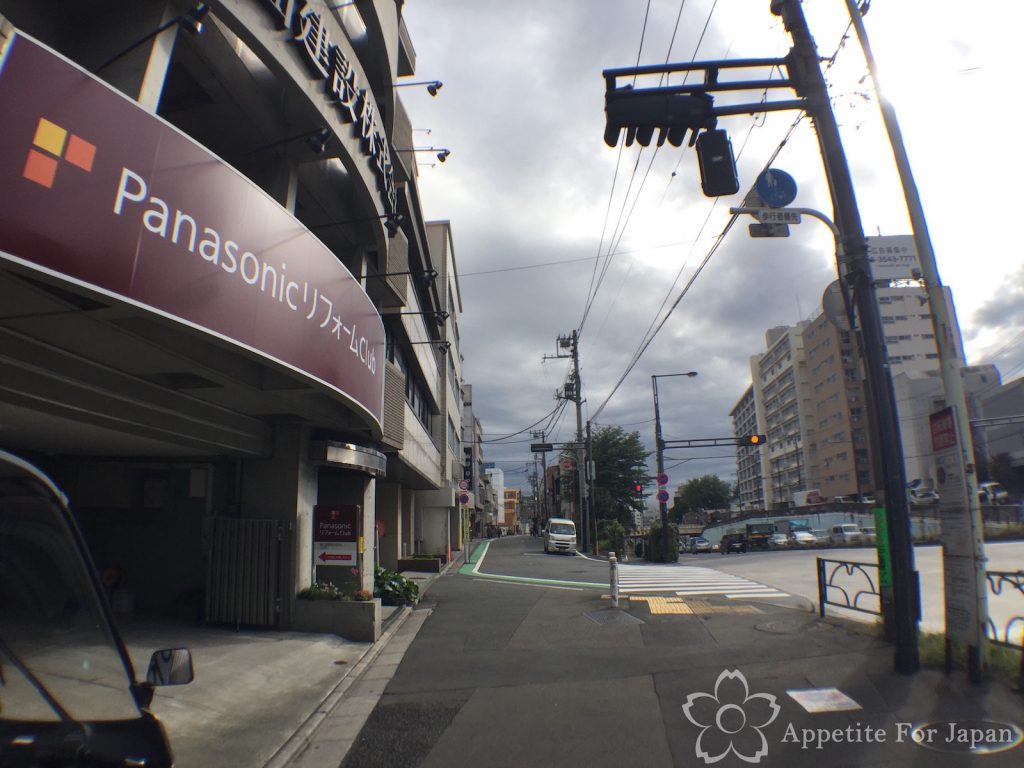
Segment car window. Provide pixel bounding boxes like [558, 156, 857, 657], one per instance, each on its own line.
[1, 481, 139, 722]
[549, 523, 574, 535]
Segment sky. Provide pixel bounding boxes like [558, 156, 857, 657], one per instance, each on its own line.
[398, 0, 1024, 495]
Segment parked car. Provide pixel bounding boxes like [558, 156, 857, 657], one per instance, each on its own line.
[858, 496, 876, 506]
[0, 450, 194, 767]
[833, 495, 856, 504]
[910, 489, 940, 506]
[769, 532, 790, 548]
[686, 536, 712, 554]
[978, 482, 1009, 505]
[860, 526, 877, 544]
[720, 532, 748, 554]
[789, 529, 817, 546]
[829, 523, 863, 545]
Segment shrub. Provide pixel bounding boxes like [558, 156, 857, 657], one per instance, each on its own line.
[353, 589, 373, 602]
[297, 581, 346, 601]
[374, 567, 420, 606]
[599, 520, 627, 557]
[646, 521, 679, 562]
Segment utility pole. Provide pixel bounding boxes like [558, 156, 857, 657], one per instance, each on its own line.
[651, 372, 698, 562]
[772, 0, 919, 673]
[570, 330, 589, 552]
[544, 332, 588, 550]
[599, 0, 921, 674]
[843, 0, 986, 679]
[532, 429, 548, 523]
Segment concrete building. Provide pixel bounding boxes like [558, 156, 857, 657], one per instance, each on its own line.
[893, 366, 1000, 490]
[752, 323, 814, 509]
[0, 1, 461, 637]
[730, 384, 766, 510]
[484, 466, 505, 532]
[503, 487, 521, 530]
[803, 307, 873, 500]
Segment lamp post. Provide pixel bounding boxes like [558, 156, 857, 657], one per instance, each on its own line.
[652, 372, 698, 562]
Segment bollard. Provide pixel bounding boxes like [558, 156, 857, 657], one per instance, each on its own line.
[609, 552, 619, 608]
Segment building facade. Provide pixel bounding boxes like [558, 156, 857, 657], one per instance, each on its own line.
[0, 1, 462, 637]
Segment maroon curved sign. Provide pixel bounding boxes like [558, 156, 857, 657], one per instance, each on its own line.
[0, 34, 384, 427]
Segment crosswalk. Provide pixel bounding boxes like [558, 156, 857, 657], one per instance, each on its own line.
[614, 563, 787, 599]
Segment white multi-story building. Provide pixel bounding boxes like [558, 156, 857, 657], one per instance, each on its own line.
[751, 323, 815, 509]
[730, 384, 766, 510]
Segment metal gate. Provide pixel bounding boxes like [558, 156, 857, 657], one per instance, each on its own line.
[206, 517, 288, 627]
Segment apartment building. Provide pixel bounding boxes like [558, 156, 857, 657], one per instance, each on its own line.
[803, 307, 874, 499]
[730, 384, 766, 510]
[751, 323, 815, 509]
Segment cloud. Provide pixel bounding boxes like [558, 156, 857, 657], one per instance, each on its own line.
[403, 0, 1024, 489]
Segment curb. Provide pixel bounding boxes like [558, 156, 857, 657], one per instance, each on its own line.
[262, 605, 415, 768]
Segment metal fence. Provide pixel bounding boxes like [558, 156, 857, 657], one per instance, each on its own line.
[816, 557, 882, 618]
[816, 557, 1024, 658]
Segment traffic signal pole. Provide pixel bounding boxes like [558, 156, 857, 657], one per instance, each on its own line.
[772, 0, 919, 673]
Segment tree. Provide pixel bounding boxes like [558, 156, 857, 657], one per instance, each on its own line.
[587, 425, 651, 531]
[672, 474, 732, 521]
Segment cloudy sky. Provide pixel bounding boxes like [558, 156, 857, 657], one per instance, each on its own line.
[398, 0, 1024, 493]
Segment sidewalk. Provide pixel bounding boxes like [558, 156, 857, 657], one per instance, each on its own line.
[119, 552, 461, 768]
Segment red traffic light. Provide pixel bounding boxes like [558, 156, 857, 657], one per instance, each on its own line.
[634, 483, 643, 493]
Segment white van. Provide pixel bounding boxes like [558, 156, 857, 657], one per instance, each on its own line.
[829, 523, 862, 545]
[544, 517, 577, 554]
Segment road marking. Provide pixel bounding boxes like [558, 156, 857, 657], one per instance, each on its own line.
[615, 564, 787, 599]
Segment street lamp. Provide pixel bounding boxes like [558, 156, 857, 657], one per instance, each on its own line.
[652, 371, 698, 562]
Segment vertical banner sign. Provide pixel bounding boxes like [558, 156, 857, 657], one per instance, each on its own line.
[930, 407, 985, 646]
[313, 505, 359, 567]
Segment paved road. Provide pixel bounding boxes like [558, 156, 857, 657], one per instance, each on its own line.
[475, 536, 1023, 643]
[332, 537, 1024, 768]
[704, 541, 1024, 641]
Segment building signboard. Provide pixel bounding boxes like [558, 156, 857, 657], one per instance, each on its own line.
[0, 34, 385, 428]
[313, 504, 359, 566]
[260, 0, 397, 216]
[866, 234, 920, 282]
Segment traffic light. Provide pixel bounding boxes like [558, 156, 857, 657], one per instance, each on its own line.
[604, 89, 716, 148]
[738, 434, 767, 446]
[634, 482, 644, 496]
[695, 129, 739, 197]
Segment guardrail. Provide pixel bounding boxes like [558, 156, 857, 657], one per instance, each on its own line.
[816, 557, 882, 618]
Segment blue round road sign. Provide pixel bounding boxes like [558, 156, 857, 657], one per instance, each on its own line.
[656, 489, 670, 503]
[755, 168, 797, 208]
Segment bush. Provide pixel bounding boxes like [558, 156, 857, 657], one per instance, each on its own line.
[353, 589, 373, 602]
[598, 520, 627, 556]
[374, 567, 420, 606]
[297, 581, 346, 601]
[646, 521, 679, 562]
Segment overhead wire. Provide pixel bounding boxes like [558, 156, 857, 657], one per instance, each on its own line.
[577, 0, 654, 336]
[590, 16, 859, 423]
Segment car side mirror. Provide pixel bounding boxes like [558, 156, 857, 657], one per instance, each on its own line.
[146, 648, 194, 686]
